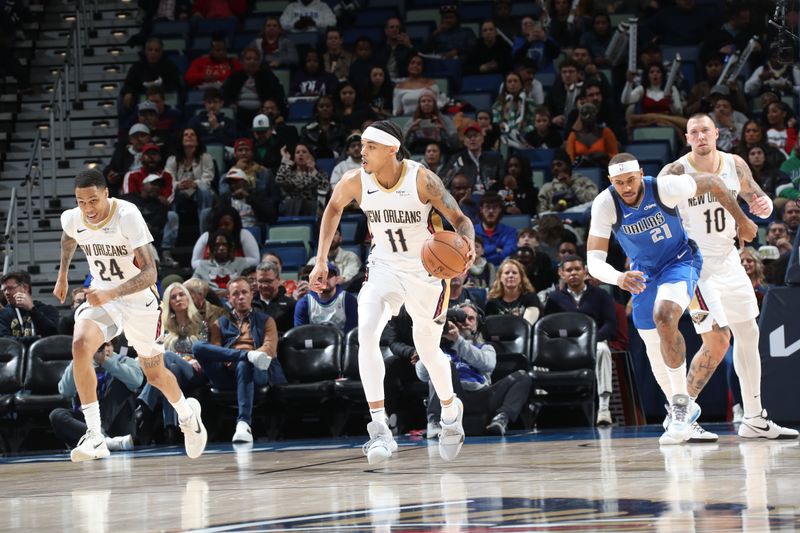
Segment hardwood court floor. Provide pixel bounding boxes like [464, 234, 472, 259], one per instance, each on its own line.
[1, 424, 799, 532]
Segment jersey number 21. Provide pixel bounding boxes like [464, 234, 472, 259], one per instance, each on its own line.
[650, 224, 673, 243]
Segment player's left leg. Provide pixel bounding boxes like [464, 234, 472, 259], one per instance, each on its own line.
[595, 341, 613, 425]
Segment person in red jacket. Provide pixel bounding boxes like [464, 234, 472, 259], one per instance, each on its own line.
[191, 0, 247, 19]
[122, 144, 175, 204]
[185, 33, 242, 89]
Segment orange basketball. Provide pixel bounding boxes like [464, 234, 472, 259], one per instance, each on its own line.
[421, 231, 470, 279]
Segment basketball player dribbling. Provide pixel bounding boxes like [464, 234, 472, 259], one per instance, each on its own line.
[659, 114, 797, 440]
[309, 121, 476, 464]
[53, 169, 207, 462]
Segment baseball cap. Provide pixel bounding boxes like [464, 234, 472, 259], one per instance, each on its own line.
[463, 124, 482, 136]
[252, 114, 270, 131]
[758, 245, 780, 261]
[710, 84, 730, 96]
[225, 168, 247, 181]
[234, 138, 254, 151]
[346, 132, 362, 145]
[137, 100, 158, 113]
[129, 123, 150, 136]
[327, 262, 339, 275]
[143, 174, 163, 184]
[141, 143, 160, 154]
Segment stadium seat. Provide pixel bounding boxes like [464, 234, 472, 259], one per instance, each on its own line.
[459, 4, 492, 21]
[516, 147, 554, 166]
[339, 215, 365, 243]
[405, 8, 440, 25]
[424, 58, 462, 88]
[454, 92, 493, 112]
[152, 20, 191, 38]
[162, 37, 187, 54]
[530, 312, 597, 426]
[286, 31, 320, 49]
[287, 99, 315, 121]
[253, 0, 289, 14]
[267, 224, 314, 247]
[355, 9, 397, 27]
[537, 72, 556, 90]
[343, 27, 384, 46]
[483, 315, 532, 362]
[502, 214, 533, 231]
[245, 226, 263, 245]
[272, 326, 342, 402]
[243, 17, 266, 33]
[577, 166, 604, 189]
[625, 142, 672, 165]
[273, 69, 290, 95]
[406, 22, 434, 46]
[0, 338, 24, 416]
[13, 335, 74, 414]
[263, 241, 308, 269]
[193, 17, 238, 37]
[232, 32, 259, 53]
[511, 2, 540, 16]
[461, 73, 503, 99]
[316, 158, 336, 177]
[632, 126, 678, 153]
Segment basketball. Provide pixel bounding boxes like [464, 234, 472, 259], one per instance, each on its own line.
[421, 231, 470, 279]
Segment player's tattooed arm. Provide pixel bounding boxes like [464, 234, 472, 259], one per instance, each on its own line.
[733, 154, 773, 217]
[658, 162, 685, 176]
[58, 231, 77, 275]
[421, 168, 475, 243]
[110, 244, 158, 298]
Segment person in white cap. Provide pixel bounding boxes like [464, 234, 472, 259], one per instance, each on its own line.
[658, 113, 799, 440]
[309, 120, 475, 464]
[103, 123, 151, 197]
[587, 152, 757, 444]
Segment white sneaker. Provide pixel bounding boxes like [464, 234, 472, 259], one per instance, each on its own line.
[232, 421, 254, 443]
[666, 394, 701, 442]
[247, 350, 272, 371]
[426, 420, 441, 439]
[362, 421, 397, 465]
[738, 410, 799, 440]
[659, 423, 719, 445]
[179, 397, 208, 458]
[438, 397, 465, 462]
[105, 434, 134, 451]
[732, 403, 744, 424]
[596, 408, 612, 426]
[70, 430, 110, 462]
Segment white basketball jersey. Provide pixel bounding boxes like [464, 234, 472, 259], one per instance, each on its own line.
[675, 151, 740, 258]
[359, 159, 438, 274]
[61, 199, 155, 290]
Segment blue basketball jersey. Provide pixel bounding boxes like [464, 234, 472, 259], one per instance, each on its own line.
[609, 176, 699, 277]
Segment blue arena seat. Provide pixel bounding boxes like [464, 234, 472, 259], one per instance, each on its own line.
[193, 17, 238, 37]
[243, 17, 266, 33]
[503, 214, 533, 231]
[152, 20, 191, 38]
[355, 9, 397, 27]
[454, 92, 493, 112]
[287, 99, 315, 121]
[343, 27, 384, 46]
[625, 142, 672, 165]
[461, 73, 504, 99]
[264, 241, 309, 269]
[316, 158, 335, 177]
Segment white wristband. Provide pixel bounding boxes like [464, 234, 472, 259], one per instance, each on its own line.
[587, 250, 623, 286]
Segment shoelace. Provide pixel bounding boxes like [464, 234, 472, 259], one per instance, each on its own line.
[672, 403, 689, 423]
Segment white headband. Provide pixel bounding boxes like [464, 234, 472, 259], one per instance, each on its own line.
[608, 160, 640, 177]
[362, 126, 401, 148]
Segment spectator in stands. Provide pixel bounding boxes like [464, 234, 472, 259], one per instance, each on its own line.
[135, 100, 164, 144]
[565, 102, 619, 168]
[293, 262, 357, 332]
[222, 138, 272, 195]
[51, 342, 140, 453]
[764, 101, 797, 156]
[104, 123, 151, 197]
[184, 33, 241, 89]
[543, 254, 617, 425]
[444, 124, 503, 194]
[514, 60, 545, 107]
[164, 127, 216, 230]
[191, 0, 247, 18]
[546, 0, 583, 49]
[330, 133, 362, 187]
[191, 207, 260, 269]
[249, 16, 299, 68]
[418, 301, 532, 437]
[565, 79, 620, 138]
[280, 0, 336, 32]
[709, 89, 747, 152]
[466, 235, 495, 289]
[448, 173, 479, 224]
[57, 288, 86, 335]
[393, 54, 439, 116]
[765, 221, 793, 254]
[144, 85, 182, 140]
[276, 142, 330, 217]
[374, 17, 415, 82]
[291, 49, 338, 97]
[193, 277, 286, 443]
[187, 87, 237, 146]
[538, 149, 599, 212]
[536, 214, 573, 261]
[517, 228, 539, 251]
[512, 16, 560, 72]
[492, 0, 516, 40]
[193, 230, 251, 291]
[137, 283, 208, 444]
[780, 137, 800, 208]
[122, 144, 174, 201]
[0, 271, 59, 342]
[641, 0, 722, 46]
[493, 71, 537, 148]
[223, 47, 286, 129]
[347, 37, 380, 85]
[218, 167, 279, 228]
[513, 245, 558, 297]
[686, 52, 748, 116]
[621, 62, 683, 119]
[404, 90, 459, 154]
[524, 106, 562, 149]
[119, 37, 180, 113]
[474, 193, 518, 266]
[447, 270, 485, 308]
[360, 66, 393, 120]
[306, 226, 361, 283]
[300, 95, 347, 159]
[740, 247, 768, 307]
[322, 27, 353, 82]
[253, 261, 295, 334]
[544, 58, 582, 129]
[744, 48, 800, 98]
[336, 83, 373, 134]
[745, 145, 789, 198]
[183, 278, 227, 325]
[701, 1, 752, 58]
[499, 154, 537, 215]
[253, 103, 299, 172]
[782, 201, 800, 242]
[736, 119, 787, 170]
[485, 258, 542, 324]
[422, 4, 476, 59]
[464, 20, 512, 75]
[121, 173, 178, 267]
[421, 141, 447, 176]
[476, 110, 501, 151]
[579, 12, 613, 65]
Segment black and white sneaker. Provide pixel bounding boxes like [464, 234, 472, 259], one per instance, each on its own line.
[738, 410, 799, 440]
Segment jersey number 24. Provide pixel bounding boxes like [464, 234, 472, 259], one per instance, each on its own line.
[94, 259, 125, 281]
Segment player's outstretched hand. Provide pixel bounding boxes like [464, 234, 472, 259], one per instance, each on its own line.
[748, 196, 772, 218]
[85, 287, 113, 307]
[617, 270, 646, 295]
[461, 238, 476, 274]
[308, 262, 328, 295]
[53, 277, 68, 304]
[737, 218, 758, 249]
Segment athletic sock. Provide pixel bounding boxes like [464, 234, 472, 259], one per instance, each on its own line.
[598, 393, 610, 411]
[666, 361, 688, 399]
[441, 397, 459, 425]
[369, 408, 387, 424]
[171, 394, 193, 423]
[81, 402, 103, 441]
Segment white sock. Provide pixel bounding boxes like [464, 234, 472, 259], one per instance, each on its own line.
[441, 396, 459, 424]
[666, 361, 688, 398]
[81, 401, 103, 440]
[729, 320, 764, 417]
[369, 408, 386, 424]
[598, 393, 610, 411]
[171, 394, 193, 423]
[639, 329, 674, 400]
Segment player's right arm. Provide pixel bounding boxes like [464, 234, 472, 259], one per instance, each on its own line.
[586, 190, 645, 294]
[53, 230, 78, 304]
[309, 169, 361, 294]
